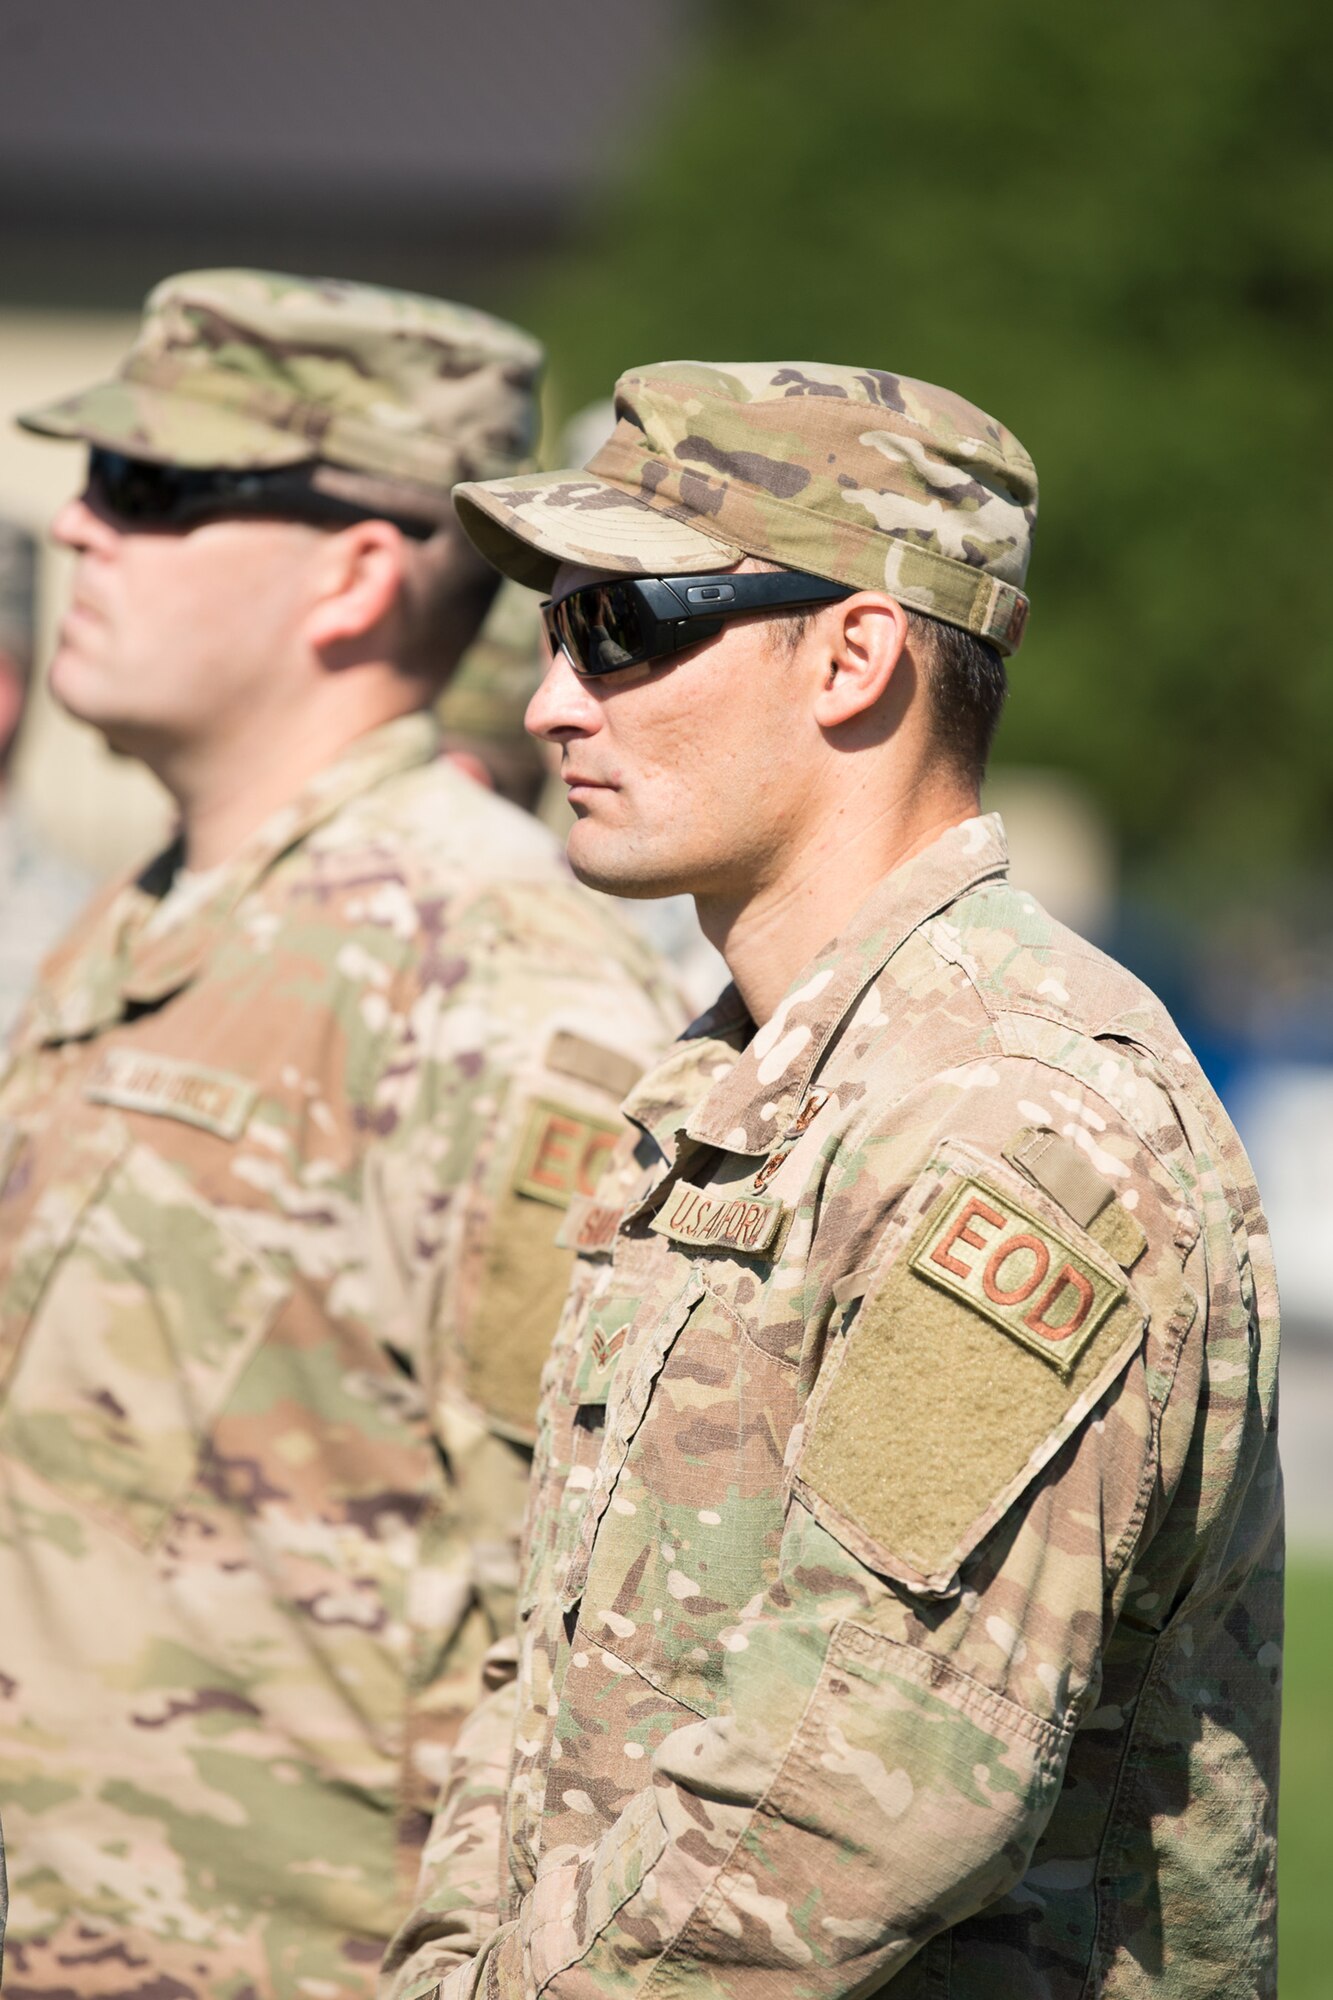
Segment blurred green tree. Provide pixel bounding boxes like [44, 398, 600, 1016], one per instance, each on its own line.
[524, 0, 1333, 913]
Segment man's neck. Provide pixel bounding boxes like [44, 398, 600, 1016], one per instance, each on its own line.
[165, 697, 423, 872]
[698, 774, 980, 1027]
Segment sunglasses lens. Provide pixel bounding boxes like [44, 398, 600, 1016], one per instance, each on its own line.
[89, 451, 186, 523]
[87, 449, 434, 540]
[555, 582, 651, 676]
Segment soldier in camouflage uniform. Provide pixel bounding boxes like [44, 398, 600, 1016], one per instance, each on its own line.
[382, 364, 1283, 1999]
[0, 273, 685, 2000]
[435, 580, 548, 813]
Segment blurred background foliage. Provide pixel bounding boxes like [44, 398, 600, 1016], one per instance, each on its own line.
[524, 0, 1333, 920]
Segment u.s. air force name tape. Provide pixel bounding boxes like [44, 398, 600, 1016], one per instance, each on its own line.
[84, 1047, 257, 1140]
[651, 1181, 788, 1258]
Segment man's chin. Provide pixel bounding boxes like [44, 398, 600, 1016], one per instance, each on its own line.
[47, 656, 103, 729]
[48, 660, 147, 759]
[565, 826, 690, 901]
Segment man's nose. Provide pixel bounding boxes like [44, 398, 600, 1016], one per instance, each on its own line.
[51, 491, 113, 553]
[525, 646, 604, 741]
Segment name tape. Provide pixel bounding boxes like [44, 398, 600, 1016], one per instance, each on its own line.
[556, 1191, 627, 1254]
[651, 1181, 788, 1258]
[911, 1175, 1124, 1377]
[84, 1047, 257, 1141]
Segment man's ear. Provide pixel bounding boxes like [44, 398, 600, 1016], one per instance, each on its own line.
[304, 521, 406, 654]
[810, 591, 910, 729]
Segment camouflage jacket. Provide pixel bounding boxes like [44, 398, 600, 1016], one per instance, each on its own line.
[385, 814, 1282, 2000]
[0, 713, 684, 2000]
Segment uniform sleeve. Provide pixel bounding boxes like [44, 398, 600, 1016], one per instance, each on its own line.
[365, 879, 683, 1990]
[412, 1082, 1208, 2000]
[363, 880, 681, 1446]
[378, 1640, 520, 1997]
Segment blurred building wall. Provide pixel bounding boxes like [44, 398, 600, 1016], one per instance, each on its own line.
[0, 0, 686, 310]
[1, 313, 172, 874]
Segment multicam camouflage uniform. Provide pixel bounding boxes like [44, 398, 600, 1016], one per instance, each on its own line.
[384, 365, 1283, 1999]
[0, 275, 685, 2000]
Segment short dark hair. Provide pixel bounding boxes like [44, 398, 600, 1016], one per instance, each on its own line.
[303, 467, 502, 684]
[397, 523, 504, 684]
[769, 585, 1007, 785]
[904, 608, 1008, 784]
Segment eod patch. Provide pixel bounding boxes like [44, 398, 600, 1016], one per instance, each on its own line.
[466, 1097, 627, 1440]
[912, 1176, 1120, 1378]
[512, 1098, 623, 1209]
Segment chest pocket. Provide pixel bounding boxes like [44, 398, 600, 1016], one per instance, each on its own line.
[568, 1271, 800, 1716]
[0, 1121, 289, 1549]
[517, 1274, 655, 1622]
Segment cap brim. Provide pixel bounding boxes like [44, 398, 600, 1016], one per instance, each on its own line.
[16, 378, 313, 469]
[452, 468, 741, 592]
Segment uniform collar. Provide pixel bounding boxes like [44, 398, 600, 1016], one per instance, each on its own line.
[30, 711, 442, 1044]
[617, 981, 750, 1171]
[676, 813, 1009, 1160]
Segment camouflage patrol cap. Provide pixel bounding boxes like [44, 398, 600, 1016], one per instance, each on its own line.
[454, 362, 1036, 654]
[17, 268, 543, 512]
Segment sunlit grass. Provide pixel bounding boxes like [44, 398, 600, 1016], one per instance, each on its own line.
[1280, 1554, 1333, 1995]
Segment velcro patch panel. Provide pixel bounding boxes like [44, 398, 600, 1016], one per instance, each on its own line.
[546, 1030, 643, 1102]
[795, 1165, 1143, 1594]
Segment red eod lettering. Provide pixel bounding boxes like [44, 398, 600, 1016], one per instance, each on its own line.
[930, 1193, 1095, 1344]
[528, 1116, 617, 1200]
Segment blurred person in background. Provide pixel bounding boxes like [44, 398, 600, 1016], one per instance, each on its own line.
[0, 271, 683, 2000]
[0, 519, 95, 1039]
[384, 362, 1282, 2000]
[435, 579, 550, 813]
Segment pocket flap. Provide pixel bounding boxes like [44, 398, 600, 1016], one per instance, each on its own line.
[794, 1153, 1151, 1597]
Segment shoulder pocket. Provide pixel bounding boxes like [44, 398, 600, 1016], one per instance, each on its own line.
[462, 1095, 626, 1444]
[794, 1145, 1149, 1597]
[0, 1128, 289, 1548]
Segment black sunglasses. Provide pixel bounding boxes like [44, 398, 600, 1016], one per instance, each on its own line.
[85, 448, 438, 539]
[540, 570, 853, 678]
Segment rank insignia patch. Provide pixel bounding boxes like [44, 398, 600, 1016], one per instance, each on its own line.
[911, 1175, 1124, 1378]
